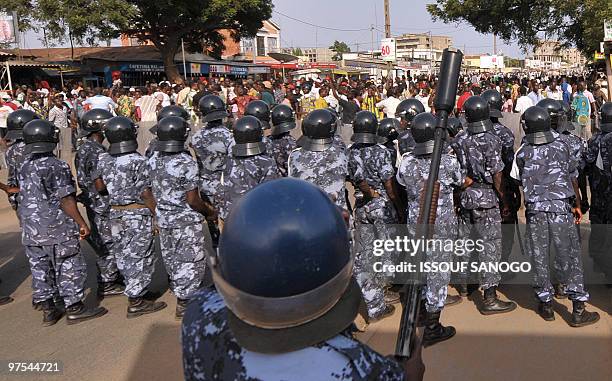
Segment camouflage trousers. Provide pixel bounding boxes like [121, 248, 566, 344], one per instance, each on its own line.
[353, 198, 396, 319]
[525, 209, 588, 302]
[589, 196, 612, 282]
[85, 207, 120, 283]
[110, 214, 156, 298]
[24, 238, 86, 307]
[159, 223, 207, 300]
[457, 208, 502, 289]
[422, 223, 457, 313]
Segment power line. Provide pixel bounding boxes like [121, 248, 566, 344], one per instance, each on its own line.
[273, 10, 371, 32]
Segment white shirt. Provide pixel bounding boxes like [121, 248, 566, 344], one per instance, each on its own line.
[546, 89, 563, 101]
[83, 95, 117, 111]
[515, 95, 533, 115]
[415, 95, 431, 113]
[375, 96, 401, 118]
[0, 105, 13, 128]
[154, 91, 171, 107]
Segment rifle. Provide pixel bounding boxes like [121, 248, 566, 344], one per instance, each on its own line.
[395, 48, 463, 359]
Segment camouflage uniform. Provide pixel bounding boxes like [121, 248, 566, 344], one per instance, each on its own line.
[149, 152, 206, 300]
[266, 134, 297, 177]
[221, 154, 279, 220]
[349, 143, 397, 319]
[181, 288, 406, 381]
[144, 138, 158, 159]
[17, 153, 86, 307]
[457, 131, 504, 288]
[512, 132, 589, 302]
[288, 145, 350, 211]
[94, 152, 155, 298]
[189, 124, 234, 208]
[5, 141, 27, 211]
[584, 131, 612, 280]
[75, 139, 119, 283]
[397, 152, 464, 312]
[491, 122, 519, 263]
[397, 129, 415, 155]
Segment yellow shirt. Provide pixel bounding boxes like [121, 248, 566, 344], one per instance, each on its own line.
[314, 97, 329, 110]
[361, 95, 383, 119]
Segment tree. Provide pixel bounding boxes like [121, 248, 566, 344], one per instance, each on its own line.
[1, 0, 273, 82]
[291, 47, 303, 56]
[329, 40, 351, 61]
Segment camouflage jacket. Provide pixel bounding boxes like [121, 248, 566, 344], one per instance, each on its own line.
[288, 145, 350, 211]
[348, 143, 394, 204]
[74, 139, 109, 215]
[181, 288, 406, 381]
[94, 152, 152, 218]
[397, 129, 415, 155]
[221, 153, 279, 220]
[4, 140, 27, 208]
[458, 130, 504, 209]
[559, 132, 586, 172]
[492, 122, 515, 170]
[266, 133, 297, 177]
[17, 153, 79, 245]
[584, 131, 612, 195]
[512, 132, 577, 212]
[148, 151, 203, 228]
[189, 124, 234, 197]
[397, 152, 464, 225]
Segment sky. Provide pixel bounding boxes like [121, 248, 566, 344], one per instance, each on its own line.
[19, 0, 528, 58]
[271, 0, 526, 58]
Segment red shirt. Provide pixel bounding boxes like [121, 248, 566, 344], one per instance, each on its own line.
[457, 91, 472, 112]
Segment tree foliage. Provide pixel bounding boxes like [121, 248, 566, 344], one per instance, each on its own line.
[329, 40, 351, 61]
[290, 47, 303, 56]
[1, 0, 273, 82]
[427, 0, 612, 56]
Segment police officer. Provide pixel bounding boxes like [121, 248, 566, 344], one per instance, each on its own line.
[149, 116, 216, 318]
[288, 109, 350, 212]
[268, 104, 297, 176]
[221, 115, 279, 220]
[482, 89, 519, 266]
[4, 109, 39, 212]
[146, 105, 190, 158]
[189, 94, 232, 242]
[349, 110, 404, 322]
[457, 96, 516, 314]
[395, 98, 425, 155]
[377, 117, 400, 167]
[93, 116, 167, 318]
[511, 106, 599, 326]
[396, 112, 463, 346]
[18, 119, 107, 325]
[182, 178, 423, 381]
[584, 102, 612, 284]
[75, 108, 124, 297]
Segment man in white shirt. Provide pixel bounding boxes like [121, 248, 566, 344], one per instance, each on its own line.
[545, 81, 563, 101]
[82, 88, 117, 112]
[153, 84, 171, 107]
[375, 87, 401, 118]
[514, 86, 533, 115]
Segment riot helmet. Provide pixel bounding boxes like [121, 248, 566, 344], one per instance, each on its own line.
[300, 109, 334, 152]
[395, 98, 425, 124]
[377, 118, 400, 144]
[522, 106, 555, 145]
[232, 115, 266, 157]
[79, 108, 113, 138]
[447, 117, 463, 138]
[6, 109, 39, 141]
[198, 94, 229, 123]
[104, 116, 138, 155]
[464, 95, 493, 134]
[351, 110, 378, 144]
[411, 113, 437, 156]
[23, 119, 58, 154]
[155, 116, 190, 153]
[244, 100, 271, 130]
[270, 104, 296, 136]
[601, 102, 612, 133]
[481, 89, 503, 118]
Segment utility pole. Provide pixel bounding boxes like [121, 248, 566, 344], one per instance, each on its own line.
[371, 24, 375, 58]
[429, 31, 433, 74]
[384, 0, 393, 80]
[493, 33, 497, 55]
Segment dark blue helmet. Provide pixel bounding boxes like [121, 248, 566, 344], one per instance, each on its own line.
[210, 178, 359, 353]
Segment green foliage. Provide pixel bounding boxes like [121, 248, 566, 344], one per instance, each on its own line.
[291, 47, 303, 56]
[427, 0, 612, 56]
[329, 40, 350, 61]
[0, 0, 273, 81]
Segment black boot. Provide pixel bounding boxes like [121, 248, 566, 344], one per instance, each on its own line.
[553, 284, 567, 299]
[569, 301, 600, 327]
[479, 287, 516, 315]
[127, 297, 167, 319]
[423, 310, 456, 347]
[0, 295, 13, 306]
[417, 300, 427, 327]
[537, 301, 555, 321]
[98, 282, 125, 297]
[456, 283, 468, 297]
[445, 294, 462, 306]
[66, 301, 108, 325]
[41, 300, 63, 327]
[384, 290, 401, 305]
[175, 298, 189, 320]
[32, 300, 44, 311]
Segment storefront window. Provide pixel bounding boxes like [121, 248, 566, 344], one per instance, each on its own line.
[257, 36, 266, 56]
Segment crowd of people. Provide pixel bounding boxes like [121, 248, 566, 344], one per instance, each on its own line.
[0, 68, 610, 380]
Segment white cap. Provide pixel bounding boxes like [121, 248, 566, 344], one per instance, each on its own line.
[129, 87, 136, 92]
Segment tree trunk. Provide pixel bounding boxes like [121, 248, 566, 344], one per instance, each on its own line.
[159, 42, 183, 84]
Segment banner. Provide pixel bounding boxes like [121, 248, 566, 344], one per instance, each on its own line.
[0, 12, 17, 44]
[380, 38, 396, 62]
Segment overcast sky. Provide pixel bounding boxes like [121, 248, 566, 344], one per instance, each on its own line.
[20, 0, 529, 58]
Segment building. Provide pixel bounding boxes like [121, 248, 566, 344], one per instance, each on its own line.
[393, 33, 452, 63]
[561, 47, 587, 68]
[530, 40, 587, 70]
[221, 20, 281, 64]
[301, 48, 335, 63]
